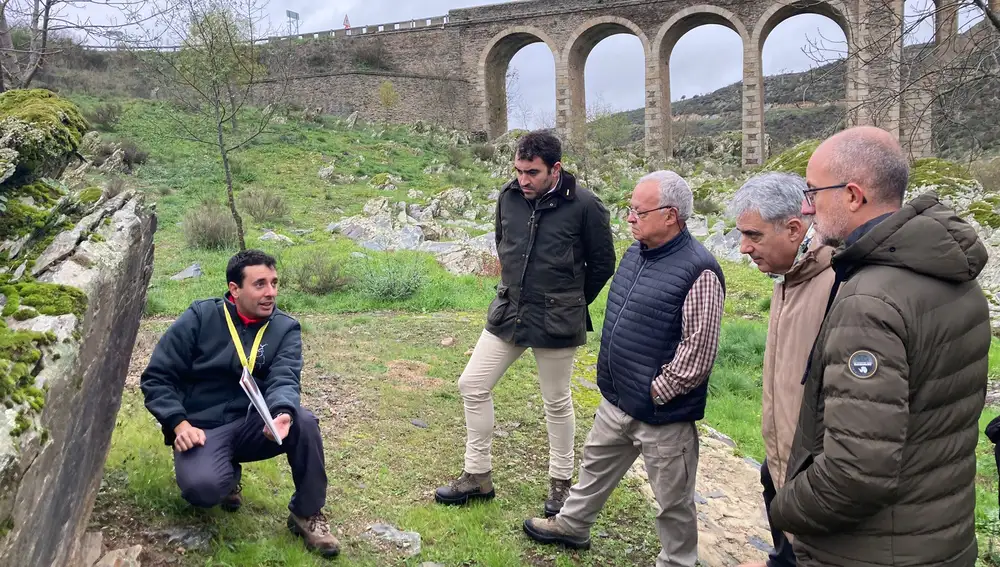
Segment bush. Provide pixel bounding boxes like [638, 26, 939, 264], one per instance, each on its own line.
[105, 176, 126, 198]
[973, 157, 1000, 194]
[694, 198, 722, 216]
[283, 253, 351, 295]
[354, 256, 427, 301]
[85, 102, 122, 132]
[471, 144, 496, 162]
[183, 201, 239, 250]
[238, 187, 289, 224]
[119, 139, 148, 169]
[227, 157, 257, 184]
[353, 39, 393, 71]
[447, 147, 465, 168]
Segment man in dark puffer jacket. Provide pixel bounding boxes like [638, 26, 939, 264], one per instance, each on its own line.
[772, 126, 990, 566]
[522, 170, 725, 567]
[141, 249, 339, 558]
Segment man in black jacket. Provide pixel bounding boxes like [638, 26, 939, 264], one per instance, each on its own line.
[435, 131, 617, 518]
[140, 249, 339, 558]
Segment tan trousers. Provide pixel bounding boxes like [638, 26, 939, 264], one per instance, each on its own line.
[556, 399, 699, 567]
[459, 329, 577, 480]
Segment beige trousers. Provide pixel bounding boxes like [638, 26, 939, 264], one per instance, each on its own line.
[556, 398, 699, 567]
[459, 329, 577, 480]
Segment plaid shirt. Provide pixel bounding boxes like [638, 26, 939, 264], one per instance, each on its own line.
[651, 270, 725, 404]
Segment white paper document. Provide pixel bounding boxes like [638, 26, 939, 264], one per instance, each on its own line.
[240, 367, 282, 445]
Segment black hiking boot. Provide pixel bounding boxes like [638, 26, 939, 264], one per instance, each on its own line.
[544, 477, 572, 518]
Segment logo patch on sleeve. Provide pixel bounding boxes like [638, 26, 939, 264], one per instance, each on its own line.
[848, 350, 877, 378]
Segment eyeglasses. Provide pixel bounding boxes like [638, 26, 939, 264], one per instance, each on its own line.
[627, 205, 675, 219]
[803, 183, 848, 206]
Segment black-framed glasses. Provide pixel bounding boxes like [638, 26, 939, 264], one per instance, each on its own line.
[627, 205, 675, 219]
[803, 183, 848, 206]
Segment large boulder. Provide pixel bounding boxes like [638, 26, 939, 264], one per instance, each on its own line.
[0, 89, 89, 189]
[0, 189, 155, 566]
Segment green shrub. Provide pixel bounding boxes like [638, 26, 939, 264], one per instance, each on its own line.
[353, 256, 427, 301]
[238, 187, 289, 224]
[471, 144, 496, 162]
[183, 202, 239, 250]
[283, 252, 351, 295]
[694, 198, 722, 216]
[85, 102, 122, 132]
[118, 139, 148, 169]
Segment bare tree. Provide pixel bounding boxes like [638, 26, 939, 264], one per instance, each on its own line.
[506, 66, 533, 130]
[0, 0, 176, 91]
[803, 0, 1000, 158]
[122, 0, 291, 250]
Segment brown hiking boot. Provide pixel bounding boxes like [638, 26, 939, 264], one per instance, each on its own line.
[220, 483, 242, 512]
[288, 511, 341, 558]
[544, 477, 572, 518]
[522, 516, 590, 550]
[434, 470, 495, 505]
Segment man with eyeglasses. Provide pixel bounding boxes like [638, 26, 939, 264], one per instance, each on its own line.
[728, 172, 836, 567]
[522, 170, 725, 567]
[771, 126, 990, 566]
[435, 130, 616, 519]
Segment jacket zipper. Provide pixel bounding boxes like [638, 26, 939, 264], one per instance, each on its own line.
[517, 209, 537, 292]
[607, 256, 647, 403]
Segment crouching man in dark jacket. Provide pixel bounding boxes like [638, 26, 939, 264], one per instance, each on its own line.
[140, 249, 339, 558]
[522, 171, 726, 567]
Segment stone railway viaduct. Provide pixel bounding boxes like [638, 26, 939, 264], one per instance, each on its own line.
[266, 0, 997, 166]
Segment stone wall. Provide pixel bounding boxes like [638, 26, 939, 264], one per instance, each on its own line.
[0, 191, 156, 567]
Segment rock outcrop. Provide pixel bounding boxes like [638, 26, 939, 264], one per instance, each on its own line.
[0, 89, 156, 567]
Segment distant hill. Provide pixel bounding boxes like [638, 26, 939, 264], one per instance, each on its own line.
[613, 40, 1000, 158]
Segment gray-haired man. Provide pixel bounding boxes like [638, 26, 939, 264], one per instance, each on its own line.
[729, 173, 836, 567]
[522, 171, 725, 567]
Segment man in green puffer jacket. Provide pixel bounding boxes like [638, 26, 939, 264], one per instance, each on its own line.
[772, 126, 991, 566]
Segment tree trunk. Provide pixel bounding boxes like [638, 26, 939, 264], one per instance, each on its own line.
[216, 106, 246, 250]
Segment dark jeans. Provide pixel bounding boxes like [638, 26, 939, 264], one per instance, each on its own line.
[173, 406, 327, 518]
[761, 458, 796, 567]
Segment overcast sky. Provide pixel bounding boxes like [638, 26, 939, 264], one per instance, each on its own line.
[82, 0, 985, 129]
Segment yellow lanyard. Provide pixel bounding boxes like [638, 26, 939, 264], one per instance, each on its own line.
[223, 304, 270, 373]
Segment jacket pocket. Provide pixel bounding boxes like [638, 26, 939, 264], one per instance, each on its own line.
[487, 284, 511, 326]
[543, 291, 586, 338]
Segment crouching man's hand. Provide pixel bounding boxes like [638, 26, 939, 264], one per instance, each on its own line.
[264, 412, 292, 442]
[173, 420, 206, 452]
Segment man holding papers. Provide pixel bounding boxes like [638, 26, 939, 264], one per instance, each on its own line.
[140, 249, 339, 558]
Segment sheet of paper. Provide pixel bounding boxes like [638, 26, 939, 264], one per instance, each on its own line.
[239, 367, 282, 445]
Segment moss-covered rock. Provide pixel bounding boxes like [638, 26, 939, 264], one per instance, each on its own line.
[909, 158, 979, 198]
[761, 139, 821, 177]
[0, 282, 87, 319]
[966, 200, 1000, 228]
[78, 187, 102, 204]
[0, 89, 89, 189]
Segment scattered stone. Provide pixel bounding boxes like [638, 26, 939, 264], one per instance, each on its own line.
[81, 131, 102, 155]
[291, 229, 313, 236]
[407, 189, 424, 199]
[464, 348, 474, 356]
[575, 375, 600, 391]
[346, 111, 359, 129]
[350, 252, 367, 259]
[411, 419, 429, 429]
[703, 425, 736, 448]
[441, 337, 456, 347]
[694, 492, 708, 505]
[365, 523, 422, 557]
[689, 216, 709, 238]
[704, 490, 727, 499]
[12, 262, 26, 280]
[318, 164, 336, 182]
[704, 228, 745, 264]
[81, 531, 104, 567]
[419, 563, 445, 567]
[260, 230, 294, 244]
[487, 189, 500, 200]
[170, 263, 202, 281]
[154, 526, 212, 552]
[94, 545, 142, 567]
[748, 535, 774, 554]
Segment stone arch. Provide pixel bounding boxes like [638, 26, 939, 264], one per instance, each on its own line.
[479, 26, 559, 139]
[751, 0, 851, 50]
[651, 6, 749, 160]
[748, 0, 853, 164]
[560, 16, 650, 149]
